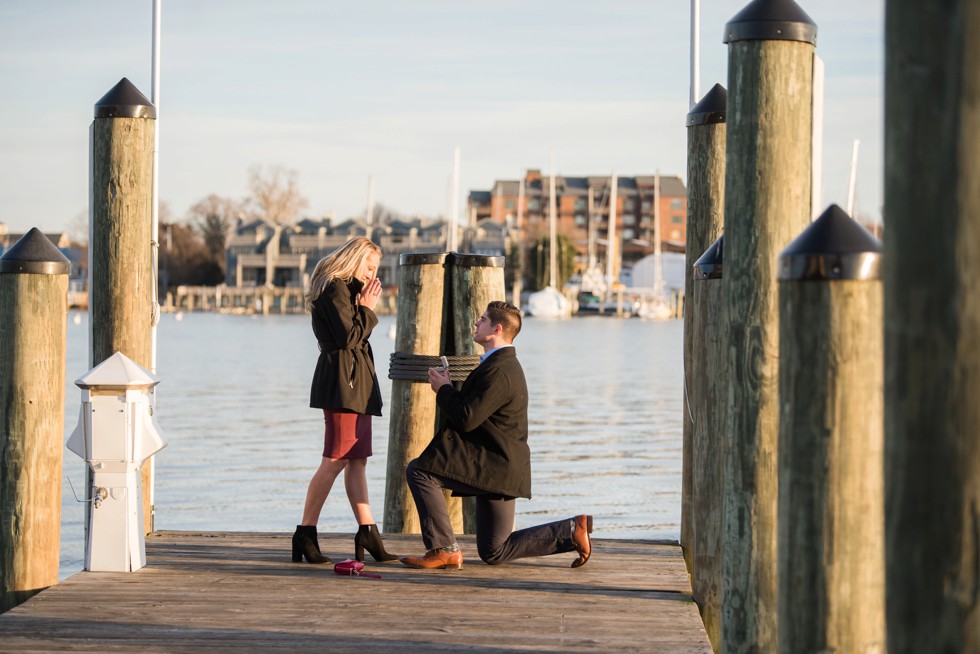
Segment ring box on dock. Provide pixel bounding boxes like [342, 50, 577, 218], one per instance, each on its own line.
[67, 352, 167, 572]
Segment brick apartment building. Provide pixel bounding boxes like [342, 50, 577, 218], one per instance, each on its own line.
[467, 170, 687, 273]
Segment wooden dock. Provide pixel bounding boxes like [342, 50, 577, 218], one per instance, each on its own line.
[0, 531, 709, 652]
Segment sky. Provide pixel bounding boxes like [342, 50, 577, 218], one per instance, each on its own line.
[0, 1, 884, 238]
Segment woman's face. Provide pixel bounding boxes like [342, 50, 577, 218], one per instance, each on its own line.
[356, 251, 381, 284]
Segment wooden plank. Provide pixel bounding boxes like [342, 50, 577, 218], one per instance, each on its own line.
[0, 532, 710, 652]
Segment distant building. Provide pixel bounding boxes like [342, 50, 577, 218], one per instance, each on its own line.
[225, 214, 453, 288]
[467, 170, 688, 273]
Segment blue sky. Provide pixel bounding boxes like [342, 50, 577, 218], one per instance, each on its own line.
[0, 1, 883, 237]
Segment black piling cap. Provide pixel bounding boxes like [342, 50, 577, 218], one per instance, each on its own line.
[449, 253, 506, 268]
[687, 84, 727, 127]
[0, 227, 72, 275]
[694, 235, 724, 280]
[779, 204, 883, 281]
[94, 77, 157, 119]
[399, 252, 449, 266]
[724, 0, 817, 45]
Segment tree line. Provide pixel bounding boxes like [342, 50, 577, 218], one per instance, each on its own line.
[160, 164, 310, 287]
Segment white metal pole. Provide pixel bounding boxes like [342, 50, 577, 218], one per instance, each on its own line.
[811, 54, 825, 220]
[150, 0, 161, 368]
[149, 0, 162, 523]
[690, 0, 700, 108]
[847, 139, 861, 216]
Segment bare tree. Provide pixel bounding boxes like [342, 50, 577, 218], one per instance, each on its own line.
[246, 164, 309, 225]
[187, 194, 242, 273]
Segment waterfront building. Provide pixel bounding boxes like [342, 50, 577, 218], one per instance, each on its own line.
[467, 170, 689, 279]
[225, 214, 455, 288]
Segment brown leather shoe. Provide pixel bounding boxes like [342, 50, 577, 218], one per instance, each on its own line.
[571, 515, 593, 568]
[399, 548, 463, 570]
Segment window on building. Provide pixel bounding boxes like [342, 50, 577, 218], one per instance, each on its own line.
[641, 200, 651, 212]
[528, 199, 541, 211]
[623, 228, 636, 239]
[671, 214, 684, 224]
[671, 199, 684, 210]
[574, 198, 586, 210]
[624, 198, 635, 211]
[623, 214, 636, 226]
[505, 200, 515, 210]
[574, 214, 586, 227]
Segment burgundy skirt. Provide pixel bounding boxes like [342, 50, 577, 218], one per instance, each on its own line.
[322, 409, 373, 459]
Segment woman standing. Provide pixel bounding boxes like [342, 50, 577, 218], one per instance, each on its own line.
[292, 237, 397, 564]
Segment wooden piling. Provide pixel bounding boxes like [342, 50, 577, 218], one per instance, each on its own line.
[690, 237, 724, 650]
[0, 229, 71, 613]
[90, 78, 156, 534]
[884, 1, 980, 650]
[449, 254, 506, 532]
[777, 205, 885, 652]
[384, 254, 448, 533]
[682, 85, 727, 650]
[720, 2, 816, 650]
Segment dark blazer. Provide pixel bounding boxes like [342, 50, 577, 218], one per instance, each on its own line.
[415, 347, 531, 499]
[309, 278, 383, 416]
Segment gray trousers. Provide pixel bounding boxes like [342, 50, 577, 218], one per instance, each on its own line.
[406, 459, 576, 565]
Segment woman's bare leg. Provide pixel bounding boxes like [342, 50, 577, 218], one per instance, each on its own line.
[301, 457, 347, 525]
[344, 458, 375, 525]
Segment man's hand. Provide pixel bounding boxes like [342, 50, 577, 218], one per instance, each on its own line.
[427, 366, 451, 393]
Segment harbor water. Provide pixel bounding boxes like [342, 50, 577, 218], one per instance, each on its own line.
[59, 309, 684, 578]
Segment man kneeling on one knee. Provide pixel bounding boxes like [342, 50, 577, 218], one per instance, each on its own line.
[400, 300, 593, 570]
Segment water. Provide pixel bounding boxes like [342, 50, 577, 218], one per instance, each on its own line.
[59, 309, 684, 578]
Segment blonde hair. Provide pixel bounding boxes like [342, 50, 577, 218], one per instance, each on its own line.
[306, 237, 382, 312]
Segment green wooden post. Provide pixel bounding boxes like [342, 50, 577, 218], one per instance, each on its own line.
[90, 78, 156, 534]
[682, 84, 727, 651]
[449, 253, 506, 532]
[885, 1, 980, 650]
[384, 254, 449, 533]
[691, 235, 726, 651]
[777, 205, 885, 652]
[720, 1, 816, 650]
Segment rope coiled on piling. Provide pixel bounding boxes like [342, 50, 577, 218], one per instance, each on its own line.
[388, 353, 481, 382]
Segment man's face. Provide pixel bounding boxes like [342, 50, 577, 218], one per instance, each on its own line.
[472, 311, 496, 346]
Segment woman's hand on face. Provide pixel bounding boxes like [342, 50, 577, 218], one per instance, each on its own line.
[359, 278, 382, 309]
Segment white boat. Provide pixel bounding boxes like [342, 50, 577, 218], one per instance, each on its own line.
[527, 155, 571, 319]
[635, 172, 674, 320]
[527, 285, 571, 318]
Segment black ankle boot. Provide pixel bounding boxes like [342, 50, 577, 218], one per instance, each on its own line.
[292, 525, 330, 564]
[354, 524, 398, 562]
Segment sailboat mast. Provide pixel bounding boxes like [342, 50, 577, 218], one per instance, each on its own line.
[653, 171, 663, 296]
[605, 172, 618, 302]
[847, 139, 860, 215]
[548, 156, 558, 290]
[587, 186, 596, 270]
[365, 175, 375, 230]
[449, 147, 460, 251]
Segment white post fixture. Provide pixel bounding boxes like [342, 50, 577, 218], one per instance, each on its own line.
[67, 352, 167, 572]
